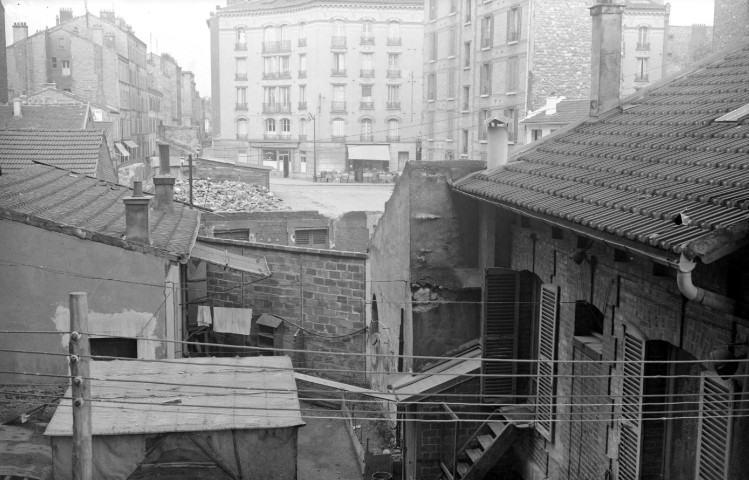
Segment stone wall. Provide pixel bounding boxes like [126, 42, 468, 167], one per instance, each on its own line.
[191, 157, 271, 189]
[197, 237, 368, 385]
[713, 0, 749, 49]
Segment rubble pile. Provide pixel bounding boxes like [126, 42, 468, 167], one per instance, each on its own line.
[173, 179, 290, 212]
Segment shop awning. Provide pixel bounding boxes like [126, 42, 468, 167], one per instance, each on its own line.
[347, 144, 390, 161]
[190, 242, 270, 277]
[123, 140, 139, 149]
[114, 142, 129, 157]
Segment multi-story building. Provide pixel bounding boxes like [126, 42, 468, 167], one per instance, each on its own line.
[147, 52, 183, 127]
[208, 0, 423, 178]
[713, 0, 749, 49]
[0, 0, 8, 103]
[422, 0, 593, 163]
[620, 0, 670, 96]
[6, 8, 149, 162]
[666, 23, 713, 75]
[181, 71, 197, 127]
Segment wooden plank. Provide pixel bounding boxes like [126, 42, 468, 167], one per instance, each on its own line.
[487, 421, 505, 437]
[440, 461, 454, 480]
[457, 462, 470, 477]
[341, 402, 366, 475]
[295, 372, 395, 402]
[465, 448, 482, 464]
[477, 435, 493, 451]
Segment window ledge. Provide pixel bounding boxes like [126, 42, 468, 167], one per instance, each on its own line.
[429, 60, 436, 64]
[508, 40, 518, 46]
[428, 138, 435, 142]
[481, 46, 491, 51]
[463, 66, 470, 70]
[449, 11, 457, 16]
[446, 139, 454, 143]
[428, 99, 435, 103]
[464, 22, 472, 26]
[479, 140, 487, 144]
[461, 109, 470, 114]
[447, 97, 455, 101]
[506, 91, 517, 96]
[448, 55, 456, 59]
[480, 94, 490, 98]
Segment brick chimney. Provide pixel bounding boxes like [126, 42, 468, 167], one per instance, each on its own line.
[153, 143, 175, 214]
[13, 98, 21, 118]
[123, 181, 151, 244]
[589, 1, 624, 117]
[59, 8, 74, 23]
[12, 22, 28, 43]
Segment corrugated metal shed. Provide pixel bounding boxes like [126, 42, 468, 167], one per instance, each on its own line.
[45, 356, 304, 437]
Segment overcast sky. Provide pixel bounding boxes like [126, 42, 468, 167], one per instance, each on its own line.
[5, 0, 717, 96]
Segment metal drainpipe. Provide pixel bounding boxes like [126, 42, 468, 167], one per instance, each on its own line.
[675, 253, 735, 312]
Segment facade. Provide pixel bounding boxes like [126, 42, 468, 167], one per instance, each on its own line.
[421, 0, 594, 163]
[147, 52, 183, 127]
[0, 0, 7, 103]
[620, 0, 670, 96]
[208, 0, 424, 178]
[713, 0, 749, 49]
[666, 23, 713, 75]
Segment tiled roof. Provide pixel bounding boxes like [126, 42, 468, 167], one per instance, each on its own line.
[521, 100, 590, 126]
[0, 104, 90, 130]
[220, 0, 420, 13]
[0, 165, 200, 259]
[454, 42, 749, 264]
[0, 130, 116, 183]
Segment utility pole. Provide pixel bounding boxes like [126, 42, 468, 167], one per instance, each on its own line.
[188, 154, 194, 207]
[69, 292, 92, 480]
[308, 113, 317, 183]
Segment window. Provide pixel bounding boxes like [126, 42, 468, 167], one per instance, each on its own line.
[279, 24, 289, 42]
[333, 52, 346, 74]
[388, 53, 400, 70]
[387, 85, 400, 109]
[427, 112, 435, 139]
[449, 28, 456, 57]
[446, 112, 455, 140]
[90, 338, 137, 359]
[448, 70, 456, 99]
[361, 118, 373, 140]
[236, 57, 247, 80]
[280, 56, 290, 75]
[481, 15, 493, 48]
[464, 42, 471, 67]
[388, 119, 400, 140]
[279, 86, 290, 106]
[361, 85, 373, 108]
[637, 57, 648, 81]
[696, 374, 732, 480]
[480, 62, 492, 95]
[263, 26, 274, 43]
[299, 85, 306, 105]
[62, 60, 71, 76]
[535, 284, 559, 441]
[388, 21, 400, 44]
[638, 26, 649, 50]
[300, 118, 307, 138]
[265, 118, 276, 132]
[333, 85, 345, 102]
[427, 74, 436, 100]
[361, 52, 374, 74]
[264, 56, 278, 76]
[461, 129, 469, 153]
[507, 7, 521, 43]
[450, 0, 457, 14]
[362, 20, 373, 36]
[295, 228, 328, 246]
[479, 109, 489, 140]
[237, 118, 248, 137]
[237, 27, 246, 44]
[236, 87, 247, 104]
[504, 107, 518, 142]
[618, 329, 645, 480]
[464, 0, 472, 22]
[430, 32, 438, 61]
[333, 19, 346, 37]
[264, 86, 277, 105]
[299, 53, 307, 75]
[332, 118, 345, 138]
[52, 57, 57, 68]
[371, 295, 380, 333]
[429, 0, 437, 20]
[281, 118, 291, 135]
[506, 56, 519, 92]
[463, 85, 470, 110]
[532, 129, 542, 141]
[59, 38, 65, 48]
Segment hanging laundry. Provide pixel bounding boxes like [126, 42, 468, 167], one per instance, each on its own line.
[212, 307, 253, 335]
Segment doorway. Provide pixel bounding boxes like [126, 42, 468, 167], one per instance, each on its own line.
[280, 151, 290, 177]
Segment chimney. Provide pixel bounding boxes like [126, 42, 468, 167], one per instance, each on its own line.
[153, 143, 175, 214]
[123, 181, 151, 244]
[545, 94, 558, 116]
[13, 98, 21, 118]
[12, 22, 28, 43]
[486, 116, 511, 170]
[92, 26, 103, 45]
[59, 8, 74, 23]
[589, 1, 624, 117]
[99, 10, 115, 22]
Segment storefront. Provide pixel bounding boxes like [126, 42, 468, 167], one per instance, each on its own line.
[346, 144, 391, 181]
[254, 142, 298, 178]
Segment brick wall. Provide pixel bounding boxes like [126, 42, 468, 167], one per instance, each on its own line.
[198, 237, 368, 385]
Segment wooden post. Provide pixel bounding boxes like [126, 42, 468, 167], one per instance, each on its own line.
[69, 292, 92, 480]
[188, 154, 194, 207]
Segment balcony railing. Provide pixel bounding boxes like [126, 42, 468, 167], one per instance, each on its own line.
[235, 73, 248, 81]
[299, 70, 307, 78]
[235, 102, 248, 111]
[635, 74, 649, 82]
[263, 103, 291, 113]
[387, 135, 400, 142]
[278, 71, 292, 79]
[331, 101, 346, 112]
[331, 69, 347, 77]
[386, 69, 401, 78]
[262, 71, 291, 80]
[636, 42, 651, 51]
[360, 69, 374, 78]
[235, 42, 247, 51]
[387, 37, 402, 46]
[386, 102, 401, 110]
[298, 101, 307, 110]
[298, 38, 307, 47]
[332, 135, 346, 142]
[360, 134, 374, 142]
[360, 101, 374, 110]
[262, 40, 291, 54]
[331, 36, 347, 49]
[264, 133, 280, 140]
[360, 35, 375, 45]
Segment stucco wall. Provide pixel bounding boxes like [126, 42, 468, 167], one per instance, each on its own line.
[0, 220, 173, 386]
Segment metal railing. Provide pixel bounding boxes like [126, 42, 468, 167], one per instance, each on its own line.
[387, 37, 402, 46]
[331, 101, 346, 112]
[360, 101, 374, 110]
[331, 69, 347, 76]
[360, 134, 374, 142]
[298, 38, 307, 47]
[235, 42, 247, 51]
[298, 101, 307, 110]
[235, 102, 248, 111]
[636, 42, 651, 51]
[331, 36, 347, 49]
[386, 102, 401, 110]
[386, 135, 400, 142]
[262, 40, 291, 54]
[263, 103, 291, 113]
[360, 35, 375, 45]
[235, 73, 248, 81]
[386, 69, 401, 78]
[298, 70, 307, 78]
[360, 69, 374, 78]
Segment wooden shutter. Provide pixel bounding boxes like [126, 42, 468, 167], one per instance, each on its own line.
[696, 373, 732, 480]
[535, 284, 559, 441]
[618, 330, 645, 480]
[482, 269, 519, 400]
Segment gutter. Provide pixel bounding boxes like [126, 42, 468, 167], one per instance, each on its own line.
[675, 253, 735, 312]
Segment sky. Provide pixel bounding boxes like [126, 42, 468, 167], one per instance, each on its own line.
[4, 0, 717, 97]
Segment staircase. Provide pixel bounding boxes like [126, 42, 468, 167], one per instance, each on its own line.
[437, 416, 522, 480]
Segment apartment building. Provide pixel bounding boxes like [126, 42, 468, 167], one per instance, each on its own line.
[208, 0, 423, 178]
[620, 0, 670, 96]
[422, 0, 593, 163]
[147, 53, 183, 127]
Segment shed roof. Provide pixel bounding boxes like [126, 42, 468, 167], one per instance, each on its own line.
[454, 42, 749, 264]
[391, 346, 481, 403]
[0, 103, 91, 130]
[521, 99, 590, 126]
[0, 129, 116, 182]
[45, 356, 304, 437]
[0, 164, 200, 259]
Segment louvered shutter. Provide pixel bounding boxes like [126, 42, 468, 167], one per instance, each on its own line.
[482, 269, 519, 400]
[536, 284, 559, 441]
[696, 373, 732, 480]
[618, 330, 645, 480]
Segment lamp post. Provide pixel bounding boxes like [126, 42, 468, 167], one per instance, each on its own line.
[308, 112, 317, 182]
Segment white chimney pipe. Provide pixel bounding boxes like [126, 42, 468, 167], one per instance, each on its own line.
[486, 116, 511, 170]
[13, 98, 22, 118]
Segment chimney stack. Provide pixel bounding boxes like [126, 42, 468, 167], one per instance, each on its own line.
[486, 116, 511, 170]
[13, 98, 21, 118]
[12, 22, 28, 43]
[153, 143, 175, 214]
[545, 94, 559, 116]
[59, 8, 74, 24]
[589, 2, 624, 117]
[123, 181, 151, 244]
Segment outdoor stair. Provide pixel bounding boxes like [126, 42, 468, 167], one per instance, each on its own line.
[438, 413, 525, 480]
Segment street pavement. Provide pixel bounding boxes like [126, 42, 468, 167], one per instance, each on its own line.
[270, 177, 394, 217]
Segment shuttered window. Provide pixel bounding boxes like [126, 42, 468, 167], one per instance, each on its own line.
[535, 284, 559, 441]
[618, 330, 645, 480]
[482, 269, 520, 399]
[696, 373, 732, 480]
[295, 228, 328, 247]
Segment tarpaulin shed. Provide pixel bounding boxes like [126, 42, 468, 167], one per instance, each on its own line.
[45, 356, 304, 480]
